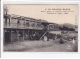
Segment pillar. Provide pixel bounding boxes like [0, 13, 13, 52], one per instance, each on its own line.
[4, 29, 5, 43]
[47, 25, 49, 41]
[11, 30, 12, 42]
[23, 30, 24, 41]
[16, 30, 19, 42]
[28, 30, 30, 40]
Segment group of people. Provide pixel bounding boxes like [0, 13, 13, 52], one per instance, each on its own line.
[26, 30, 77, 44]
[29, 33, 40, 40]
[29, 31, 44, 40]
[59, 35, 77, 44]
[48, 33, 77, 44]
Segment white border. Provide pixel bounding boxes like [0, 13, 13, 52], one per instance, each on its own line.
[1, 0, 80, 58]
[0, 0, 1, 57]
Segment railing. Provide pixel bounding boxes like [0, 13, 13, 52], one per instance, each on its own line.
[4, 22, 44, 30]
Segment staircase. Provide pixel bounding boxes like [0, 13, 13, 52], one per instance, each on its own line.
[39, 31, 48, 40]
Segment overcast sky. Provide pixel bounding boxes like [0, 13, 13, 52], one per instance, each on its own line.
[4, 4, 78, 25]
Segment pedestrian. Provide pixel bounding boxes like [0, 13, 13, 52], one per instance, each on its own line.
[60, 38, 64, 44]
[72, 38, 75, 44]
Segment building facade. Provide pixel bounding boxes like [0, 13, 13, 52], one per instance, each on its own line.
[3, 7, 59, 43]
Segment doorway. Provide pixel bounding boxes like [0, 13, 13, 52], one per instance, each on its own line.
[4, 31, 10, 43]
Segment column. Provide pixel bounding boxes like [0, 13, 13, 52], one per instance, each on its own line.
[28, 30, 30, 40]
[23, 30, 24, 41]
[47, 25, 49, 41]
[16, 30, 19, 42]
[4, 29, 5, 43]
[11, 30, 12, 42]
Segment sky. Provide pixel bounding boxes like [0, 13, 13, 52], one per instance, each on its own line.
[4, 4, 78, 25]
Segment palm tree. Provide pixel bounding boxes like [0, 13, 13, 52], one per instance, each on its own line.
[4, 6, 8, 15]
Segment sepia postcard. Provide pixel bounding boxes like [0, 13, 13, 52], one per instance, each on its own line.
[3, 4, 78, 52]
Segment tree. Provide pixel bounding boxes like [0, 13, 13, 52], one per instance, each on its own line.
[4, 6, 8, 15]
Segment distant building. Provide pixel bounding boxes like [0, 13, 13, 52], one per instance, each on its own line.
[75, 28, 78, 32]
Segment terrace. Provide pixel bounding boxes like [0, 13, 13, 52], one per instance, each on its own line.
[4, 22, 44, 30]
[4, 14, 44, 30]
